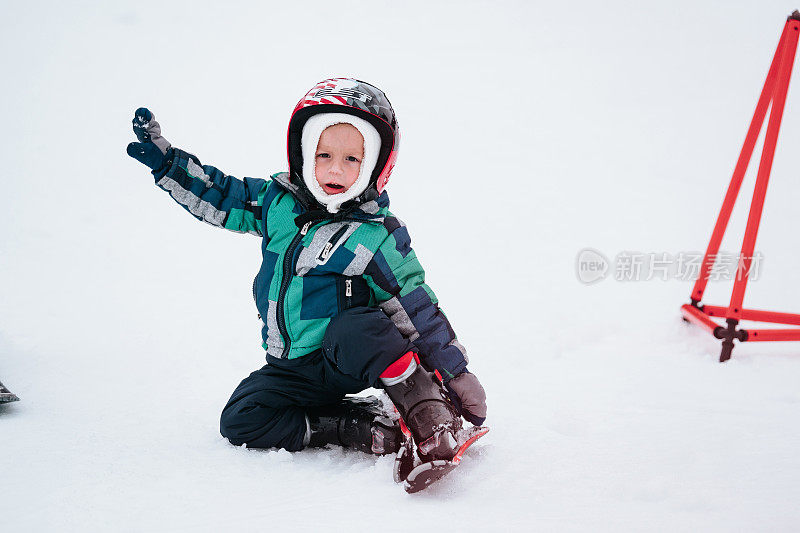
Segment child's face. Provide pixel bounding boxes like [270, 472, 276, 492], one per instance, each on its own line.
[314, 123, 364, 195]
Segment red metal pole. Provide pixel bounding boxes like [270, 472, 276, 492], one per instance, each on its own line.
[743, 328, 800, 341]
[690, 24, 788, 303]
[680, 303, 722, 335]
[728, 19, 800, 320]
[703, 304, 800, 325]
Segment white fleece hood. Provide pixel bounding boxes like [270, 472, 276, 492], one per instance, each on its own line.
[301, 112, 381, 213]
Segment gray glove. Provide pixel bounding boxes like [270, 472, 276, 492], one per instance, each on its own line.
[126, 108, 172, 170]
[446, 371, 487, 426]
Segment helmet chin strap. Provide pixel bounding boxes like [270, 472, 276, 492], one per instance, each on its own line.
[301, 113, 381, 214]
[335, 187, 380, 215]
[290, 171, 380, 225]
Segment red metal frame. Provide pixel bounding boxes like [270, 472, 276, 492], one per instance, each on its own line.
[682, 12, 800, 361]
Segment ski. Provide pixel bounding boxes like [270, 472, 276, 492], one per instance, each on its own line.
[0, 381, 19, 403]
[393, 422, 489, 493]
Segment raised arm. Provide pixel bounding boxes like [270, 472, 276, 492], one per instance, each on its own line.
[126, 108, 268, 236]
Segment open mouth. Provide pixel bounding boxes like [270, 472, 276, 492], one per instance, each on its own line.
[323, 183, 345, 194]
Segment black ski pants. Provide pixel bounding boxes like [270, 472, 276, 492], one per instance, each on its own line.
[219, 307, 413, 451]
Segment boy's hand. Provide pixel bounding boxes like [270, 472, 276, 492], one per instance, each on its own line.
[446, 371, 487, 426]
[126, 108, 172, 170]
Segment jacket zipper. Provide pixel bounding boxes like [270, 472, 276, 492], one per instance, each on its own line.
[318, 224, 350, 262]
[275, 217, 363, 356]
[277, 220, 312, 358]
[345, 278, 352, 308]
[320, 242, 333, 261]
[253, 276, 261, 320]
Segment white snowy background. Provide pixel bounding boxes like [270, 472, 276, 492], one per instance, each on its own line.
[2, 0, 800, 530]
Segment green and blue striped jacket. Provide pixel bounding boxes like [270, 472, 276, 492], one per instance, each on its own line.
[153, 148, 468, 381]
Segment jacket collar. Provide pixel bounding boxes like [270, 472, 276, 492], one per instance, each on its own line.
[273, 171, 389, 224]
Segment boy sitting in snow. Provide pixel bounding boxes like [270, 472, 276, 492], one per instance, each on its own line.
[126, 78, 486, 461]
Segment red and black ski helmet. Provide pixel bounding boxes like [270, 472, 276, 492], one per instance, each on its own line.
[287, 78, 400, 195]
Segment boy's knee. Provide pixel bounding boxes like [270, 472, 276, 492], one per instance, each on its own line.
[323, 306, 414, 383]
[325, 306, 410, 345]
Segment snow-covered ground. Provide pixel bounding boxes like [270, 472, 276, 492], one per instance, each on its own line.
[3, 1, 800, 530]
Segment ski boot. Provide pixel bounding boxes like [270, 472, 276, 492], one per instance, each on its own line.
[383, 365, 462, 462]
[384, 366, 490, 492]
[0, 381, 19, 403]
[305, 395, 402, 455]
